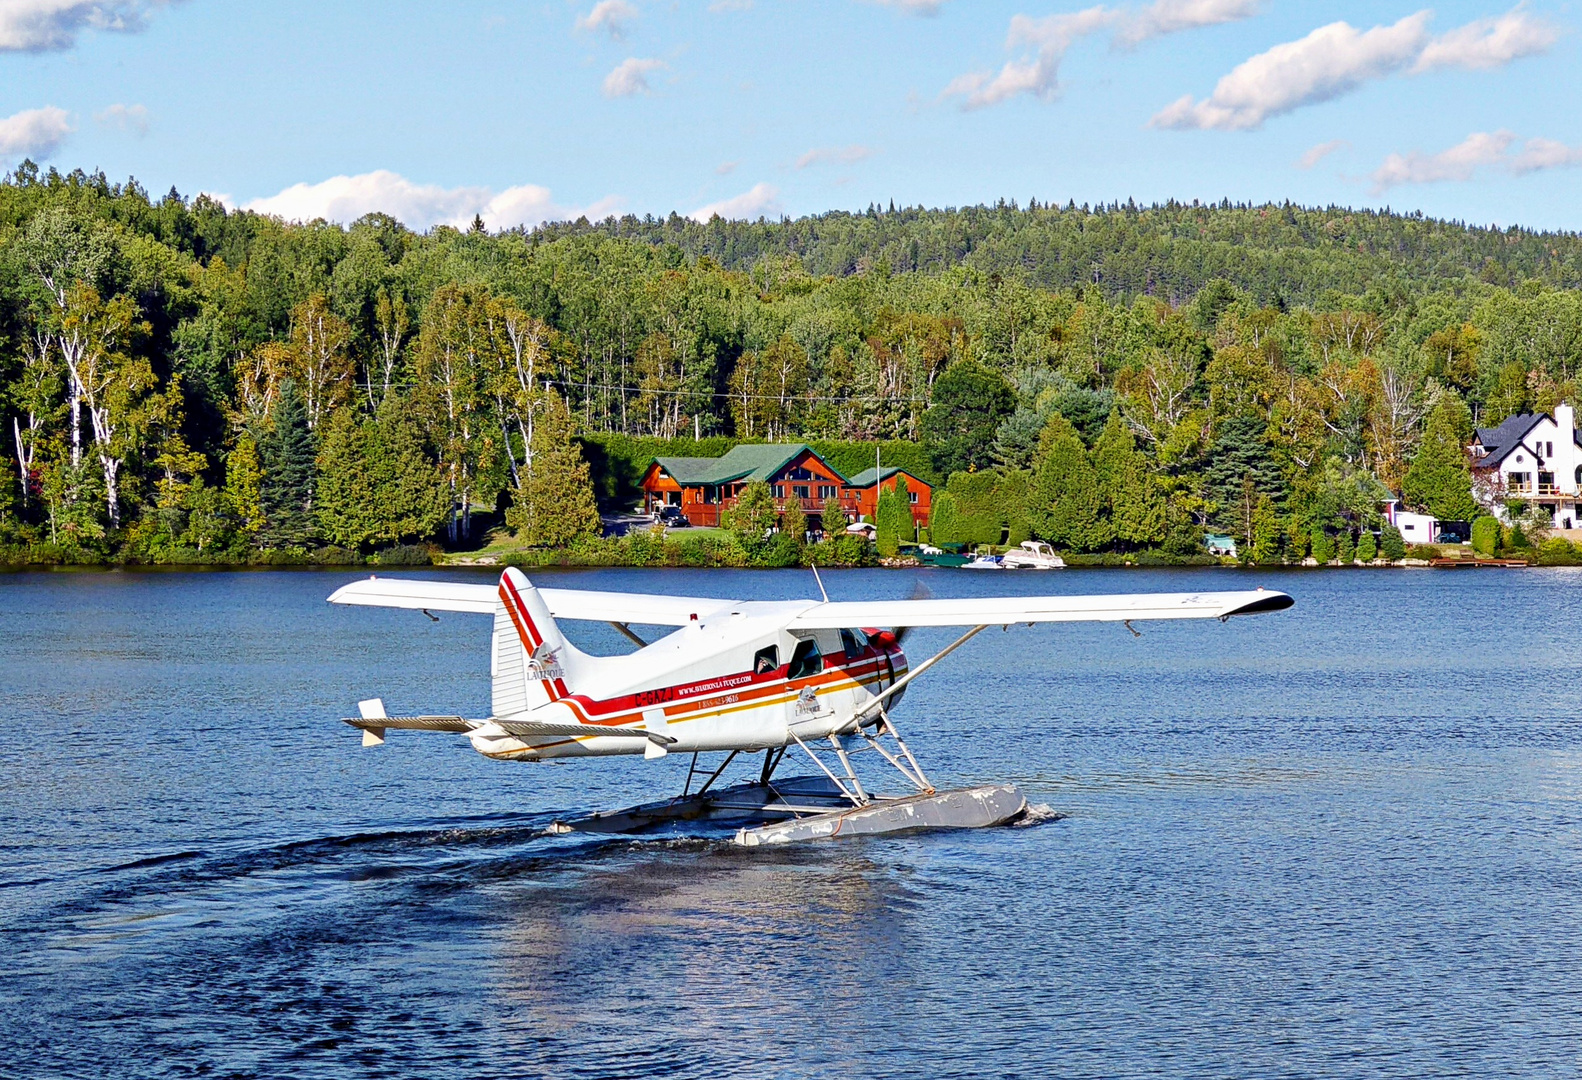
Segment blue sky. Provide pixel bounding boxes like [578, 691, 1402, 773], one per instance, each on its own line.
[2, 1, 1580, 230]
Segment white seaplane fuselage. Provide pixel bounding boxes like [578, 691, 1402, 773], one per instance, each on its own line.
[476, 593, 907, 762]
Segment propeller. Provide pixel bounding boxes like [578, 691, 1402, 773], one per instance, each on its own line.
[894, 578, 932, 647]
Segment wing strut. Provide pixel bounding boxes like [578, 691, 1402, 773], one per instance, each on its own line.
[848, 623, 989, 730]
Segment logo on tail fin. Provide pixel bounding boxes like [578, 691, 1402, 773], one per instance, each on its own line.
[528, 644, 564, 680]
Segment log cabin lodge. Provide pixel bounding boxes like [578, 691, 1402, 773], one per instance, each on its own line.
[639, 444, 931, 530]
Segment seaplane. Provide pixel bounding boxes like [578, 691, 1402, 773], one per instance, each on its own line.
[328, 568, 1293, 845]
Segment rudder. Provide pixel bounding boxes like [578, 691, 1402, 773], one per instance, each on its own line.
[492, 567, 576, 718]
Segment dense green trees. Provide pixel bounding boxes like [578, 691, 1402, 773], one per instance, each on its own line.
[919, 360, 1014, 476]
[4, 164, 1575, 564]
[1401, 394, 1478, 521]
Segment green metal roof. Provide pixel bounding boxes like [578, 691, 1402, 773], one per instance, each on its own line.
[652, 444, 832, 486]
[845, 465, 923, 488]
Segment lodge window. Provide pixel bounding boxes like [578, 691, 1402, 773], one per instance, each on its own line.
[753, 646, 779, 675]
[793, 485, 809, 498]
[773, 484, 785, 498]
[1507, 473, 1530, 491]
[909, 490, 918, 503]
[818, 484, 838, 500]
[787, 638, 822, 680]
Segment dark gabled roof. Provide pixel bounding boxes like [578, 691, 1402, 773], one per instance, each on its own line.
[652, 444, 839, 486]
[845, 465, 929, 489]
[1472, 413, 1551, 468]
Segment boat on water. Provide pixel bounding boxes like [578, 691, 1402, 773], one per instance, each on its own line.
[917, 544, 971, 568]
[1000, 541, 1066, 570]
[962, 552, 1005, 570]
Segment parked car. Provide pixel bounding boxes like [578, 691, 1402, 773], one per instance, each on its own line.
[656, 505, 690, 528]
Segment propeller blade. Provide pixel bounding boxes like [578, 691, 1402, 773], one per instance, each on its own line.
[895, 579, 933, 646]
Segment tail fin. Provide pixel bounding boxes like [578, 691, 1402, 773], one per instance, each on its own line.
[492, 567, 584, 717]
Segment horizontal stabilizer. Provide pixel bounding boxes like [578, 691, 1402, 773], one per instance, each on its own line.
[339, 714, 676, 746]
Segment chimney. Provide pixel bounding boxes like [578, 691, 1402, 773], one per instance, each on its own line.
[1559, 401, 1576, 443]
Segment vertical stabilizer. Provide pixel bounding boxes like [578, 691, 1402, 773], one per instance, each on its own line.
[492, 568, 578, 718]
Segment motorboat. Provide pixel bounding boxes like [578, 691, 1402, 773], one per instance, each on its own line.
[962, 552, 1004, 570]
[999, 541, 1066, 570]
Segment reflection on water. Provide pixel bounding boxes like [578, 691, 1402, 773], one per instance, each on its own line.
[3, 566, 1582, 1078]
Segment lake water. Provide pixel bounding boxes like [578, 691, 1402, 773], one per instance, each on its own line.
[2, 565, 1580, 1079]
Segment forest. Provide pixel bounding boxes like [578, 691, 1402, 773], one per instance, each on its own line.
[3, 160, 1581, 566]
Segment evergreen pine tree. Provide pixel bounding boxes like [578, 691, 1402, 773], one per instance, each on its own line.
[929, 490, 961, 545]
[1030, 415, 1109, 551]
[1357, 530, 1378, 562]
[820, 496, 846, 539]
[316, 398, 448, 548]
[258, 381, 318, 547]
[1401, 394, 1478, 521]
[876, 476, 912, 556]
[1092, 413, 1165, 548]
[1203, 414, 1286, 541]
[507, 392, 601, 548]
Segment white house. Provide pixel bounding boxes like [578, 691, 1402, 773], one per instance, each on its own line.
[1470, 403, 1582, 527]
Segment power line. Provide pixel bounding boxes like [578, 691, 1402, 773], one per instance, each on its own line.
[542, 378, 932, 406]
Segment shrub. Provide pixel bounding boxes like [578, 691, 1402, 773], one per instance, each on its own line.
[1537, 537, 1582, 566]
[1309, 526, 1334, 563]
[1470, 515, 1499, 557]
[1357, 531, 1377, 562]
[1380, 524, 1406, 560]
[1337, 531, 1355, 564]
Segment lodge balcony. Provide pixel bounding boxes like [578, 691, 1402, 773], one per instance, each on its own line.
[1504, 483, 1577, 501]
[676, 497, 865, 529]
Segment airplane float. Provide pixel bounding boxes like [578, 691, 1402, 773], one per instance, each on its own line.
[329, 568, 1293, 845]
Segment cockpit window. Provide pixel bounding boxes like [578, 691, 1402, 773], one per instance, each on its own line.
[840, 628, 868, 658]
[752, 646, 779, 675]
[787, 638, 822, 680]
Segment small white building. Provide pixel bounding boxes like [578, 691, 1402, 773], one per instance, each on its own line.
[1393, 511, 1439, 544]
[1471, 403, 1582, 527]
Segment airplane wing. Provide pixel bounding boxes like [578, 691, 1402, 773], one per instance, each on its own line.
[785, 588, 1292, 629]
[326, 576, 737, 625]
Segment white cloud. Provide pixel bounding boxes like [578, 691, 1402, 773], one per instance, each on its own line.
[577, 0, 636, 39]
[1412, 6, 1557, 72]
[944, 0, 1259, 109]
[943, 6, 1113, 108]
[95, 101, 148, 135]
[0, 105, 73, 160]
[1511, 136, 1582, 175]
[1297, 138, 1347, 169]
[708, 0, 752, 10]
[715, 160, 738, 175]
[689, 182, 780, 222]
[871, 0, 947, 15]
[602, 56, 665, 97]
[1152, 12, 1431, 131]
[1115, 0, 1261, 48]
[1366, 131, 1582, 189]
[1155, 7, 1558, 132]
[1370, 130, 1515, 192]
[240, 170, 621, 231]
[0, 0, 174, 52]
[795, 144, 874, 169]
